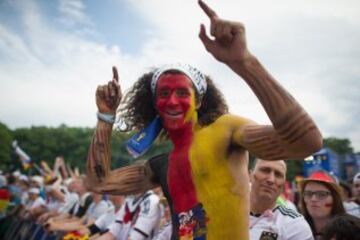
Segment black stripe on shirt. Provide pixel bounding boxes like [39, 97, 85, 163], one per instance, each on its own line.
[133, 227, 149, 238]
[275, 206, 301, 218]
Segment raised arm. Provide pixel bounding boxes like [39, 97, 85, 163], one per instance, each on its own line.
[198, 0, 322, 159]
[86, 67, 156, 195]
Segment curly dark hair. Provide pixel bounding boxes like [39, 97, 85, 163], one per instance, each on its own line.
[117, 69, 228, 132]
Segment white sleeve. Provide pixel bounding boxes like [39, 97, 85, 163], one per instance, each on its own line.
[108, 221, 124, 240]
[152, 222, 172, 240]
[59, 193, 78, 213]
[107, 204, 133, 240]
[30, 197, 45, 209]
[129, 195, 161, 240]
[283, 216, 314, 240]
[90, 201, 110, 220]
[95, 209, 116, 230]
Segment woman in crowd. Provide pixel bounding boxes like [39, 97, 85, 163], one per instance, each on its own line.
[299, 170, 346, 240]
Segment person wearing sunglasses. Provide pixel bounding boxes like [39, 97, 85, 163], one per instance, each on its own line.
[299, 170, 345, 240]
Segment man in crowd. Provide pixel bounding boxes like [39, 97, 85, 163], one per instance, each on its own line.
[45, 177, 92, 228]
[94, 190, 161, 240]
[47, 192, 112, 232]
[25, 188, 46, 218]
[249, 158, 314, 240]
[78, 195, 124, 237]
[85, 0, 322, 239]
[349, 172, 360, 218]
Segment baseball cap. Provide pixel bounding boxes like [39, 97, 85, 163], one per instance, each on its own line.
[29, 188, 40, 195]
[31, 176, 44, 186]
[19, 175, 29, 182]
[300, 170, 342, 196]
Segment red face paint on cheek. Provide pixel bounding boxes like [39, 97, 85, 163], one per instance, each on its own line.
[324, 203, 333, 208]
[155, 74, 195, 130]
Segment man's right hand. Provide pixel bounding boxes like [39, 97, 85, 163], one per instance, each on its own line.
[96, 66, 122, 114]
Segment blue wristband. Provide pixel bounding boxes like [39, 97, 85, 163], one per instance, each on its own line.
[97, 112, 115, 124]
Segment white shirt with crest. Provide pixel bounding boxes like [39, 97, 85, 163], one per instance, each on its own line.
[250, 205, 314, 240]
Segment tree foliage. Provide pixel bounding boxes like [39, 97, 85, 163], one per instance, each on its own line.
[323, 137, 354, 155]
[0, 122, 13, 170]
[0, 122, 172, 173]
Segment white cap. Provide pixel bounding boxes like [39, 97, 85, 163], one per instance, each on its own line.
[0, 175, 7, 188]
[29, 188, 40, 195]
[13, 170, 21, 177]
[353, 172, 360, 183]
[19, 175, 29, 182]
[31, 176, 44, 186]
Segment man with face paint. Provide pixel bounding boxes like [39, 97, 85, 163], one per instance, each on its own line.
[85, 1, 323, 239]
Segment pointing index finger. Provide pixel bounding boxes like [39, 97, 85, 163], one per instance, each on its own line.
[198, 0, 218, 19]
[112, 66, 119, 83]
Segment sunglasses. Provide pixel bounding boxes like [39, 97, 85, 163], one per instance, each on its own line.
[303, 190, 331, 200]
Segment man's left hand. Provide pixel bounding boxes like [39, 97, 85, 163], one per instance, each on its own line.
[198, 0, 252, 66]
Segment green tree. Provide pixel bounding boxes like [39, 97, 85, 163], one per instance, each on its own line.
[12, 125, 93, 172]
[0, 122, 13, 170]
[7, 124, 172, 173]
[285, 158, 304, 181]
[323, 137, 354, 155]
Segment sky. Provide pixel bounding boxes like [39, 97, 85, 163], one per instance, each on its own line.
[0, 0, 359, 151]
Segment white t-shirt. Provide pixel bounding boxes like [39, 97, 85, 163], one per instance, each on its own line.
[250, 205, 314, 240]
[108, 191, 161, 240]
[58, 190, 79, 214]
[72, 192, 92, 216]
[152, 221, 172, 240]
[344, 201, 360, 218]
[95, 205, 118, 231]
[86, 199, 113, 221]
[29, 196, 46, 210]
[21, 191, 29, 205]
[46, 197, 61, 211]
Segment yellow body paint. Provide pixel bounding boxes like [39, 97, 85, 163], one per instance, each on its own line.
[189, 114, 251, 240]
[184, 90, 197, 124]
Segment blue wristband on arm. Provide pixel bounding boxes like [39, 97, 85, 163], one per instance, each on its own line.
[97, 112, 115, 124]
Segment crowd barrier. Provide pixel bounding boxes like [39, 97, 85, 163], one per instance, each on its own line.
[0, 216, 65, 240]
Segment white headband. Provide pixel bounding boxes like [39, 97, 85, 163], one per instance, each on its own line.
[151, 63, 207, 96]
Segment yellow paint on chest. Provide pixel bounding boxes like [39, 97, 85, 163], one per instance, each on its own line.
[189, 117, 249, 240]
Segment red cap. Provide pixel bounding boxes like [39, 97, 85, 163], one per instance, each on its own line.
[300, 170, 342, 196]
[307, 170, 337, 184]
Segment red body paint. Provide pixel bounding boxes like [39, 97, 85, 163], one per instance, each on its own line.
[167, 128, 198, 213]
[156, 73, 199, 213]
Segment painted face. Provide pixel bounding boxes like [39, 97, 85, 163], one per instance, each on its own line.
[155, 73, 196, 131]
[250, 160, 286, 202]
[304, 181, 333, 219]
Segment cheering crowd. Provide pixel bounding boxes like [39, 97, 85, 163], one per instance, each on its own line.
[0, 158, 360, 240]
[0, 158, 172, 240]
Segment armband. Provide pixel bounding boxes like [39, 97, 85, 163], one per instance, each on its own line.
[97, 112, 115, 124]
[88, 223, 101, 236]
